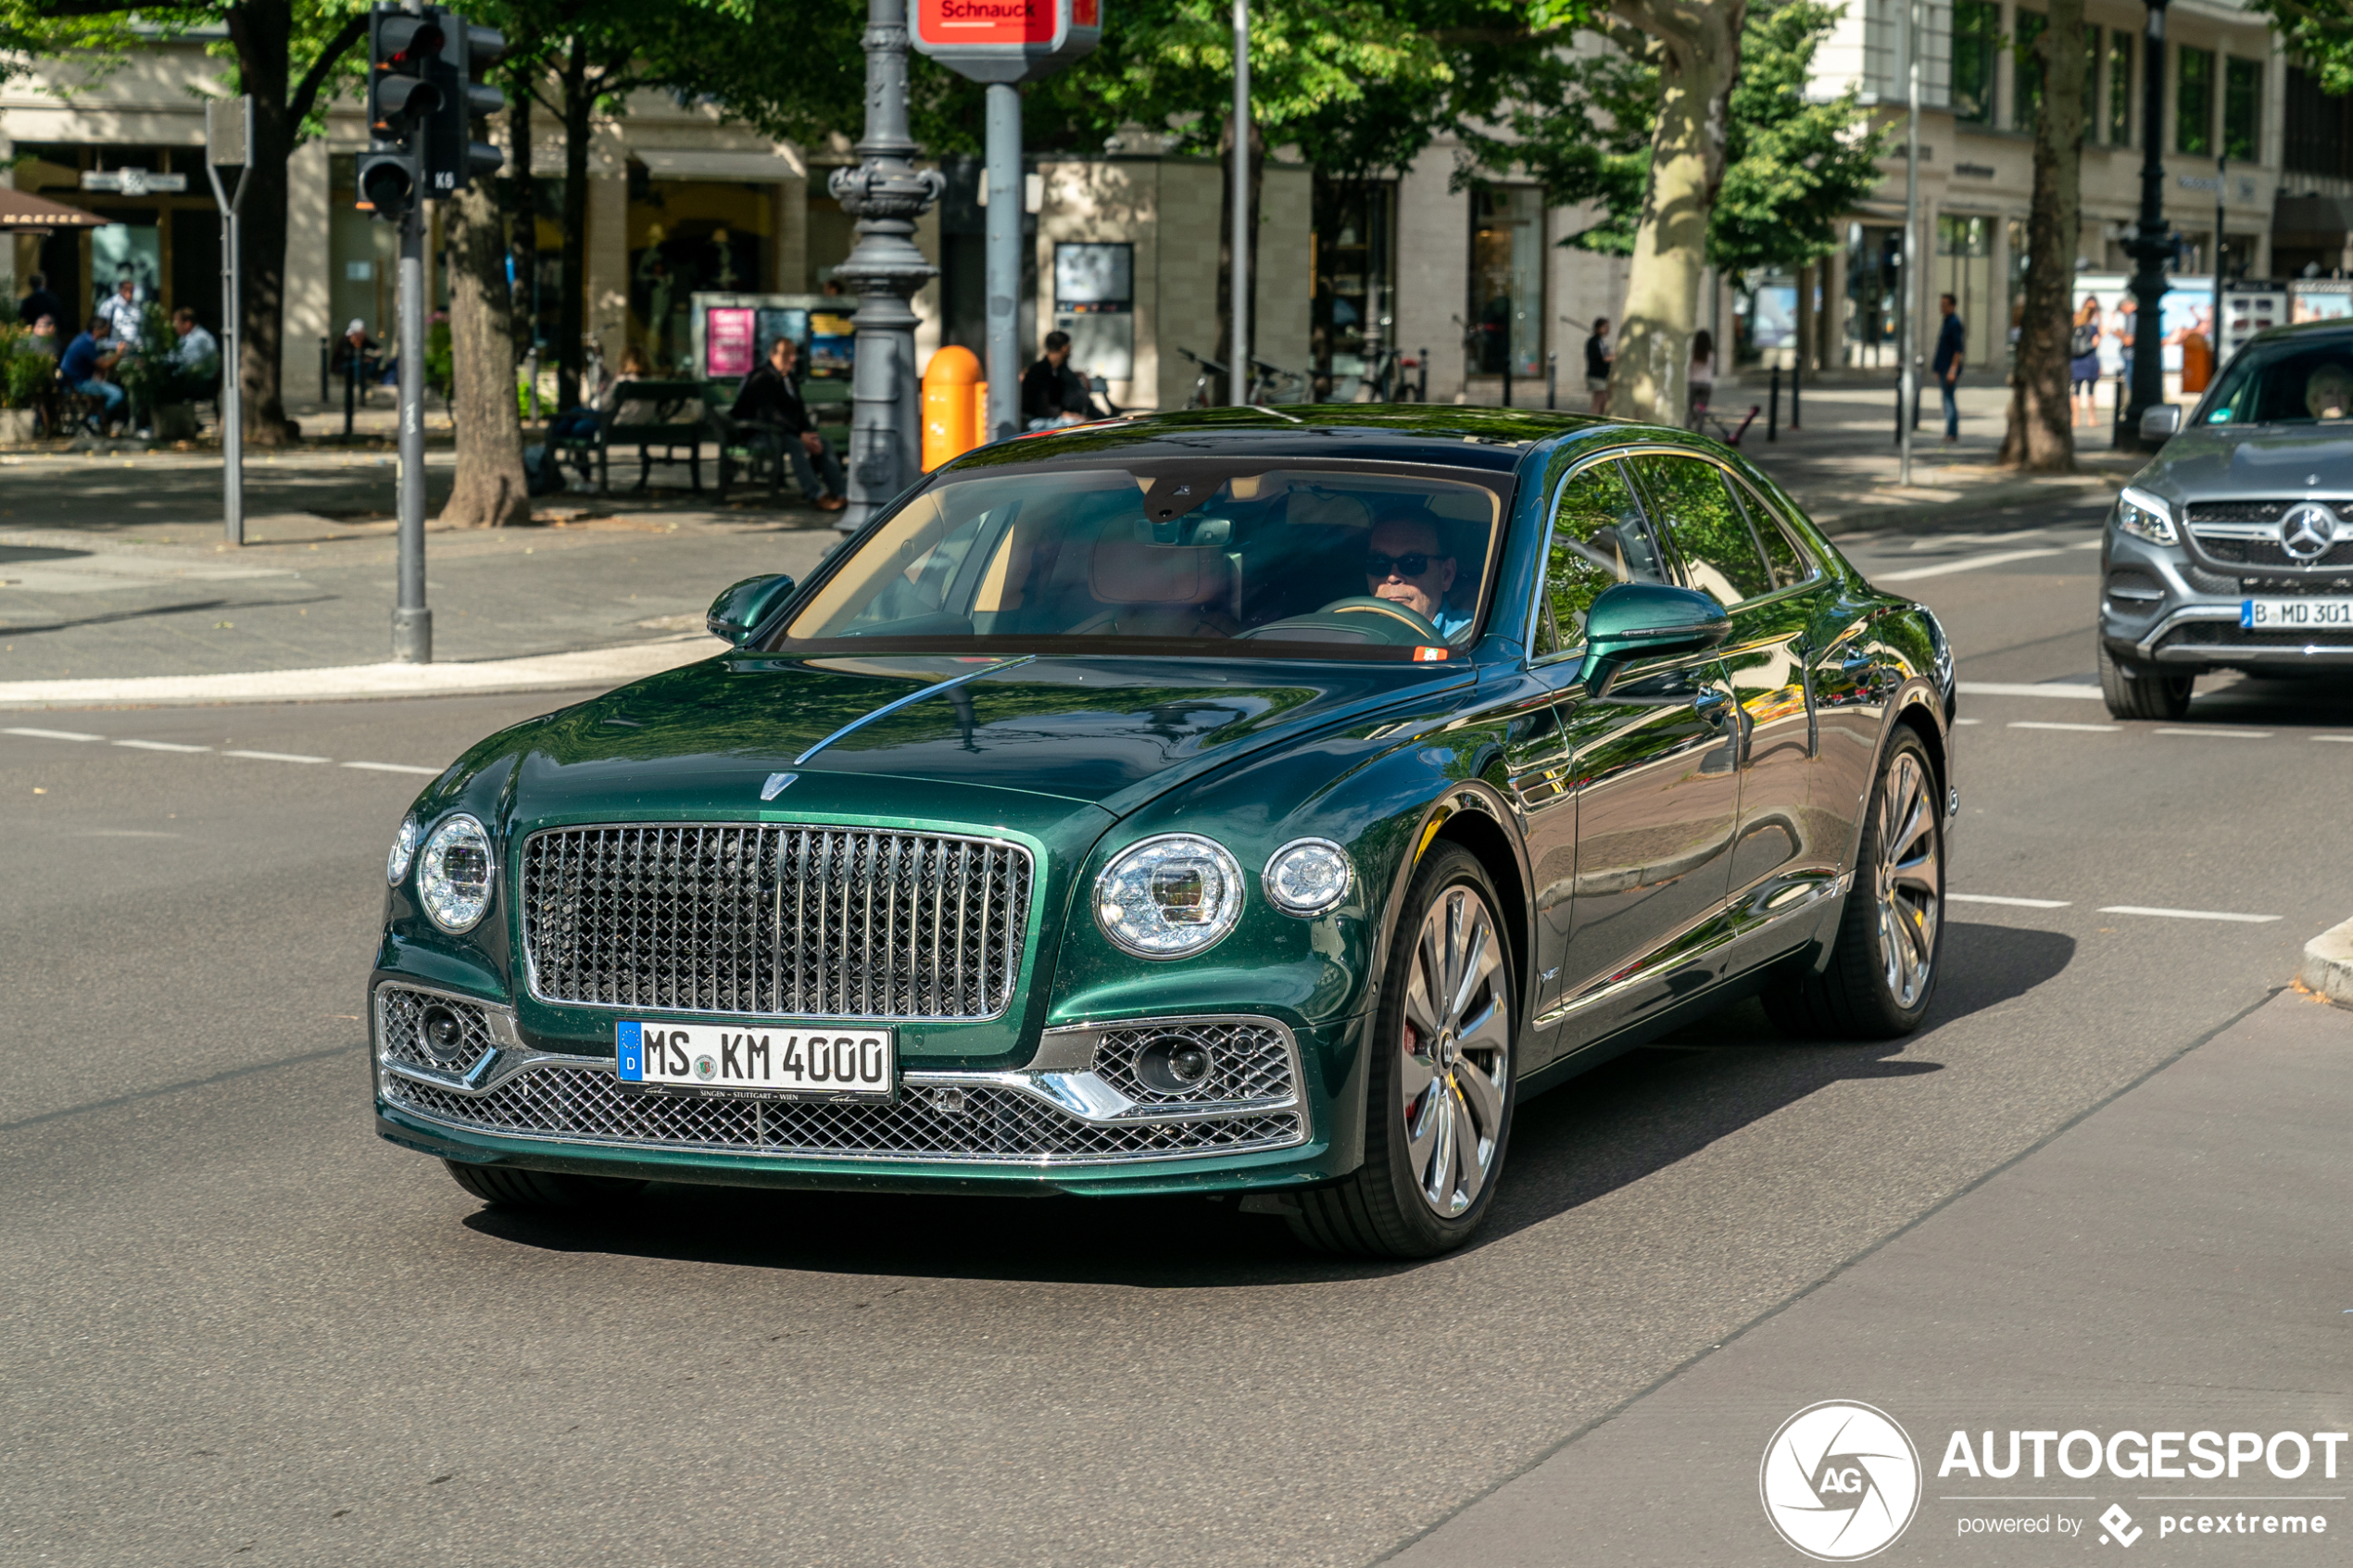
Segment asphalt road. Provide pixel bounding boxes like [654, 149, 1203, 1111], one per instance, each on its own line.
[6, 508, 2351, 1566]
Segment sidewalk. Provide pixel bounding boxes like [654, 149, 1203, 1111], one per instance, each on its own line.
[1386, 983, 2353, 1566]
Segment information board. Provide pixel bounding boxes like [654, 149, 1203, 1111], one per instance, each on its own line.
[913, 0, 1101, 82]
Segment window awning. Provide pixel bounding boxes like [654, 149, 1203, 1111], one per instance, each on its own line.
[631, 148, 804, 182]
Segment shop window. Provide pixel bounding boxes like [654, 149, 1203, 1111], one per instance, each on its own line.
[627, 177, 779, 373]
[1846, 222, 1906, 370]
[1466, 184, 1544, 380]
[2222, 56, 2261, 163]
[1952, 0, 1999, 126]
[2108, 31, 2134, 144]
[2177, 46, 2215, 156]
[2284, 66, 2353, 180]
[1935, 214, 1995, 370]
[2014, 10, 2045, 132]
[1312, 179, 1395, 398]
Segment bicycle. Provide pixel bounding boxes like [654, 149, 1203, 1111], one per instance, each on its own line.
[1175, 345, 1228, 408]
[1691, 391, 1761, 446]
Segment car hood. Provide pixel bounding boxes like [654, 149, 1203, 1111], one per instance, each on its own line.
[2139, 425, 2353, 502]
[504, 650, 1475, 819]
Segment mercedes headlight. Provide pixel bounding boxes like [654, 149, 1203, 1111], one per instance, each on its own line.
[2114, 486, 2177, 545]
[1263, 838, 1353, 917]
[416, 814, 495, 933]
[386, 816, 421, 886]
[1095, 834, 1244, 958]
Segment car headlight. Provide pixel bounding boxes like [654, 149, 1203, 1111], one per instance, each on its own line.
[1263, 838, 1353, 917]
[386, 817, 421, 886]
[2114, 486, 2177, 545]
[416, 814, 495, 933]
[1095, 834, 1244, 958]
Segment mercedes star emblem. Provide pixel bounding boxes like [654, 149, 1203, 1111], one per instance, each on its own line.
[2279, 502, 2339, 562]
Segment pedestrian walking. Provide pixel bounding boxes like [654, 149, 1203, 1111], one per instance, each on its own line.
[2070, 296, 2103, 427]
[1688, 328, 1716, 429]
[1932, 293, 1964, 441]
[1584, 317, 1612, 418]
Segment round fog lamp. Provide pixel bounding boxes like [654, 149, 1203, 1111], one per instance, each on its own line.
[417, 814, 495, 933]
[1264, 838, 1353, 917]
[418, 1004, 469, 1062]
[1133, 1034, 1215, 1095]
[386, 817, 420, 886]
[1094, 834, 1244, 958]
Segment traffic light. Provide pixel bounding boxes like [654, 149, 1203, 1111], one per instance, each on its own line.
[357, 5, 447, 220]
[424, 13, 506, 196]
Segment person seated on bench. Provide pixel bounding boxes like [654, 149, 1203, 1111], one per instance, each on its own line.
[547, 346, 646, 444]
[159, 307, 221, 404]
[59, 313, 127, 433]
[731, 335, 847, 512]
[1020, 329, 1105, 430]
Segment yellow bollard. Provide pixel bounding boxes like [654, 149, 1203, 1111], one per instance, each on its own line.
[922, 346, 983, 470]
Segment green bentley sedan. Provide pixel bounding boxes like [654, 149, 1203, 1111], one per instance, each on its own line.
[374, 406, 1955, 1257]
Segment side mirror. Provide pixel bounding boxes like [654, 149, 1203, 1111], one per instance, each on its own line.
[2140, 404, 2182, 443]
[706, 573, 799, 648]
[1578, 582, 1731, 698]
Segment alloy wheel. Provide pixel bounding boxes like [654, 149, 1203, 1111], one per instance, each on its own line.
[1399, 884, 1510, 1218]
[1874, 750, 1942, 1009]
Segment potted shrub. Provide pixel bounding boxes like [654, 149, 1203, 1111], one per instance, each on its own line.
[0, 325, 55, 443]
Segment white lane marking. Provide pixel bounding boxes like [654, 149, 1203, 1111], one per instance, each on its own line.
[2070, 538, 2104, 549]
[1879, 546, 2067, 582]
[2154, 726, 2272, 738]
[1951, 894, 2072, 908]
[2097, 905, 2282, 923]
[223, 748, 331, 764]
[2008, 721, 2120, 733]
[1958, 681, 2106, 700]
[1954, 717, 1982, 725]
[4, 725, 104, 742]
[2314, 735, 2353, 743]
[342, 760, 440, 776]
[112, 738, 210, 753]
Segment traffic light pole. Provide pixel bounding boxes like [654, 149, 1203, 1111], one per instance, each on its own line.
[392, 197, 430, 663]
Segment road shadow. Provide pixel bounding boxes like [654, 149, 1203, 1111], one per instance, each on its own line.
[2189, 675, 2353, 728]
[459, 922, 2074, 1286]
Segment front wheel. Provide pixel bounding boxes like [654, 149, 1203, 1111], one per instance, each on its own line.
[2098, 638, 2194, 721]
[1289, 845, 1516, 1258]
[1765, 729, 1944, 1040]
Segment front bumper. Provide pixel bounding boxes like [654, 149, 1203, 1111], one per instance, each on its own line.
[371, 979, 1359, 1197]
[2100, 531, 2353, 670]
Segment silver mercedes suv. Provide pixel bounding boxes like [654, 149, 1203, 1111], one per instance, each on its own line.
[2102, 320, 2353, 719]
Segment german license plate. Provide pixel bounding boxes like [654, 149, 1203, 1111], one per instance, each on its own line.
[616, 1021, 895, 1101]
[2242, 596, 2353, 629]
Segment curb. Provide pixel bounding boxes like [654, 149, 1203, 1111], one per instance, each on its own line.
[2298, 917, 2353, 1008]
[0, 633, 718, 710]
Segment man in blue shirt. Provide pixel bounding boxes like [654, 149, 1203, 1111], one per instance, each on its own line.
[1365, 512, 1474, 641]
[59, 314, 126, 433]
[1931, 292, 1965, 441]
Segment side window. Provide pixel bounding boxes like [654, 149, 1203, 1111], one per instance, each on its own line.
[1633, 454, 1772, 607]
[1730, 478, 1816, 591]
[1539, 458, 1667, 656]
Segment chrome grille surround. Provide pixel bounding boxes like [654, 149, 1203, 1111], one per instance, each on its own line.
[521, 823, 1034, 1022]
[374, 982, 517, 1082]
[2185, 501, 2353, 570]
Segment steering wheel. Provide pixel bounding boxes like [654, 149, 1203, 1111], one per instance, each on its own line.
[1310, 596, 1444, 642]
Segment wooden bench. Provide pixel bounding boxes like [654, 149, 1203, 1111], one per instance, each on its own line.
[707, 374, 854, 502]
[551, 378, 711, 495]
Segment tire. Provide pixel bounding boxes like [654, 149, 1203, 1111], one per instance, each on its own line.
[2098, 638, 2193, 721]
[444, 1160, 645, 1210]
[1764, 729, 1944, 1040]
[1289, 845, 1516, 1259]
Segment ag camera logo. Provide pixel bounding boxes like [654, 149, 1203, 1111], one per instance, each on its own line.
[1761, 1401, 1922, 1561]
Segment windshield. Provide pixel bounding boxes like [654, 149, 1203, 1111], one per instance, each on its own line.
[776, 459, 1511, 659]
[2198, 332, 2353, 426]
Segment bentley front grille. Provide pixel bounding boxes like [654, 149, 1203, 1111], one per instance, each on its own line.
[522, 824, 1033, 1022]
[383, 1065, 1305, 1166]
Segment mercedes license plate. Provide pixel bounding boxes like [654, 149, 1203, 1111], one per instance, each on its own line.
[616, 1021, 895, 1101]
[2242, 596, 2353, 629]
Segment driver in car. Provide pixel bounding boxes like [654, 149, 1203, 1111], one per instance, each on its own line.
[1365, 512, 1472, 639]
[2307, 362, 2353, 420]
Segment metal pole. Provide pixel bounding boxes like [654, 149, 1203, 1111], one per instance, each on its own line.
[392, 200, 431, 663]
[2124, 0, 2172, 443]
[2212, 154, 2225, 374]
[1899, 0, 1921, 486]
[1230, 0, 1251, 405]
[985, 82, 1021, 442]
[205, 96, 253, 547]
[831, 0, 944, 533]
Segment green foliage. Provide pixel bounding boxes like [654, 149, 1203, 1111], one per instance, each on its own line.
[2250, 0, 2353, 94]
[1467, 1, 1885, 278]
[426, 320, 454, 402]
[111, 303, 182, 406]
[0, 325, 57, 409]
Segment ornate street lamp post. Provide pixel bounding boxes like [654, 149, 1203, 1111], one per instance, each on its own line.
[831, 0, 945, 533]
[2120, 0, 2172, 448]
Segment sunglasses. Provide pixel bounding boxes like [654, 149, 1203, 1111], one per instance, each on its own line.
[1365, 552, 1443, 578]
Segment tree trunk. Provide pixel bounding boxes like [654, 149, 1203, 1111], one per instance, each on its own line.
[2000, 0, 2083, 470]
[556, 35, 591, 413]
[508, 82, 537, 376]
[1214, 115, 1265, 405]
[1607, 1, 1744, 425]
[439, 165, 530, 528]
[225, 0, 297, 445]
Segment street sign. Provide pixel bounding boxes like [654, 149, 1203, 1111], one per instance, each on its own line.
[81, 169, 188, 196]
[912, 0, 1101, 82]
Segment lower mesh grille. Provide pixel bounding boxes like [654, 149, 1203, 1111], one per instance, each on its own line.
[377, 986, 497, 1073]
[2157, 622, 2353, 649]
[1088, 1022, 1296, 1107]
[384, 1063, 1305, 1165]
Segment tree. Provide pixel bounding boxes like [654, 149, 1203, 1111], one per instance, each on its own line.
[2250, 0, 2353, 91]
[9, 0, 369, 445]
[1998, 0, 2085, 470]
[438, 131, 530, 527]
